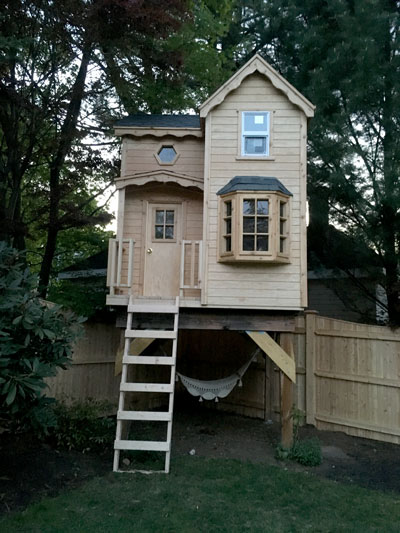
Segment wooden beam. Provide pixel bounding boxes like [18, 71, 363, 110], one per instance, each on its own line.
[116, 309, 297, 332]
[246, 331, 296, 383]
[115, 337, 155, 376]
[280, 334, 295, 449]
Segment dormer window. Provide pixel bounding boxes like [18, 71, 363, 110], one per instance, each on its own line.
[155, 145, 179, 165]
[241, 112, 269, 157]
[217, 176, 291, 263]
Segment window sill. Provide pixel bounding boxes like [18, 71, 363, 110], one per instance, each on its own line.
[235, 156, 275, 161]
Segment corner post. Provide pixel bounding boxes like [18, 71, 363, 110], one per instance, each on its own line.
[305, 310, 318, 425]
[280, 333, 294, 449]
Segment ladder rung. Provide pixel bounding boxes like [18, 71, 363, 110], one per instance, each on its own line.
[115, 440, 169, 452]
[123, 355, 175, 365]
[117, 410, 171, 421]
[120, 383, 174, 393]
[128, 304, 178, 314]
[125, 330, 176, 339]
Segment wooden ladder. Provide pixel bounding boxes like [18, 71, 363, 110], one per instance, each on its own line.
[113, 297, 180, 474]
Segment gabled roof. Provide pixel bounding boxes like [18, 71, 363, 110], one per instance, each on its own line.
[199, 54, 315, 118]
[217, 176, 292, 196]
[115, 114, 201, 128]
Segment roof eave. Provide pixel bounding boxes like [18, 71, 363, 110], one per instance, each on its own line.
[199, 54, 315, 118]
[114, 126, 203, 138]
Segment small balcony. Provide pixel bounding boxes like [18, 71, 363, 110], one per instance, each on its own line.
[106, 238, 202, 305]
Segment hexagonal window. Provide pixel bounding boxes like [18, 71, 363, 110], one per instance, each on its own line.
[156, 145, 178, 164]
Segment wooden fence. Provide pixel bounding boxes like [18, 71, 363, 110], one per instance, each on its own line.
[46, 313, 400, 445]
[46, 322, 122, 405]
[296, 312, 400, 444]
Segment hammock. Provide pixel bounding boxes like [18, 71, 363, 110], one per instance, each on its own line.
[176, 349, 260, 402]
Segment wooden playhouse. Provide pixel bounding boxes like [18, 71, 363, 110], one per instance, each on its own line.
[106, 54, 315, 472]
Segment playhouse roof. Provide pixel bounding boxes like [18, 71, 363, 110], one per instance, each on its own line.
[114, 114, 201, 129]
[217, 176, 293, 196]
[199, 54, 315, 118]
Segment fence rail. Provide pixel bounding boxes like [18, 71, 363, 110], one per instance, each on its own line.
[180, 240, 202, 293]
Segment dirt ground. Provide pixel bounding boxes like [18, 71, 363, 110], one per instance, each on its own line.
[2, 403, 400, 516]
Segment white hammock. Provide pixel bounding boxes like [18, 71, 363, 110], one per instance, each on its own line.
[177, 349, 260, 402]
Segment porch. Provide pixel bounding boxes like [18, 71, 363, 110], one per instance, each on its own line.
[106, 238, 203, 307]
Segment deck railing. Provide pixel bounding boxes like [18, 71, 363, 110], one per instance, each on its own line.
[107, 238, 135, 296]
[180, 240, 203, 294]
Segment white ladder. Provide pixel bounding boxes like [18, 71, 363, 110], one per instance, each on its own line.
[113, 297, 180, 474]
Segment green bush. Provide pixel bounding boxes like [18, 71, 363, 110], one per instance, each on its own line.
[289, 438, 322, 466]
[50, 399, 116, 453]
[0, 243, 84, 435]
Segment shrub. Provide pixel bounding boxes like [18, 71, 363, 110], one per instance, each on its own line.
[289, 438, 322, 466]
[50, 399, 116, 453]
[0, 243, 84, 435]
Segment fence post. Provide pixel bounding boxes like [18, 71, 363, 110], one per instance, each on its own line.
[305, 310, 318, 426]
[280, 333, 294, 448]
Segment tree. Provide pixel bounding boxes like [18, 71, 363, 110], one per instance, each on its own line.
[231, 0, 400, 324]
[0, 243, 83, 433]
[0, 0, 190, 296]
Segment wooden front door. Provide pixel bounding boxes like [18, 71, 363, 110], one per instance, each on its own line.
[143, 203, 182, 297]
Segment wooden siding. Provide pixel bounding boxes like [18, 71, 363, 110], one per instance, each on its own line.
[122, 184, 203, 297]
[204, 73, 307, 309]
[123, 135, 204, 181]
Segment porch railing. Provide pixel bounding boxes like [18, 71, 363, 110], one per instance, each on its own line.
[180, 240, 203, 295]
[107, 238, 135, 296]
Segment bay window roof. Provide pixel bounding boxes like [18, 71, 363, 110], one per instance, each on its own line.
[217, 176, 292, 196]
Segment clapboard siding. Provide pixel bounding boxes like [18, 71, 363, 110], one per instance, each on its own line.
[124, 136, 204, 180]
[204, 73, 306, 309]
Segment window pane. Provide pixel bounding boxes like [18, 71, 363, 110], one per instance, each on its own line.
[244, 136, 266, 154]
[257, 236, 268, 251]
[243, 235, 255, 251]
[257, 217, 268, 233]
[155, 210, 165, 224]
[155, 225, 164, 239]
[225, 219, 231, 235]
[243, 216, 255, 233]
[280, 220, 286, 235]
[225, 201, 232, 217]
[158, 146, 177, 163]
[165, 225, 174, 239]
[280, 237, 286, 253]
[280, 202, 286, 217]
[257, 200, 269, 215]
[166, 210, 174, 224]
[243, 199, 255, 215]
[244, 112, 268, 132]
[225, 236, 231, 252]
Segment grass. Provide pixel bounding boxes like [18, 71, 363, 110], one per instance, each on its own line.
[2, 456, 400, 533]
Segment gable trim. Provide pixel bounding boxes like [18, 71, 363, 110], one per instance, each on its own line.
[199, 54, 315, 118]
[115, 170, 204, 191]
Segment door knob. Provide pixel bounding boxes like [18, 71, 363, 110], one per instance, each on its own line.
[147, 248, 153, 254]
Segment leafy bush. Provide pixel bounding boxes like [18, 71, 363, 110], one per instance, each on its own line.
[0, 243, 84, 434]
[49, 399, 116, 453]
[289, 438, 322, 466]
[276, 438, 322, 467]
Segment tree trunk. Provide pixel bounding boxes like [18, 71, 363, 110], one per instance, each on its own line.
[38, 41, 92, 297]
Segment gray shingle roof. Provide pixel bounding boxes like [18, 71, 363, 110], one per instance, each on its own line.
[115, 114, 201, 129]
[217, 176, 292, 196]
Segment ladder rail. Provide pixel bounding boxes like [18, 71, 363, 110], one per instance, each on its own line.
[113, 296, 179, 474]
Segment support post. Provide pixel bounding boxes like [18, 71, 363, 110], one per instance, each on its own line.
[280, 333, 295, 448]
[305, 310, 318, 425]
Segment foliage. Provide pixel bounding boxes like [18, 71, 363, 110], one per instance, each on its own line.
[230, 0, 400, 324]
[49, 399, 116, 453]
[0, 243, 84, 433]
[276, 407, 321, 466]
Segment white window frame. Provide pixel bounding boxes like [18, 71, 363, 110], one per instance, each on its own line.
[241, 111, 270, 157]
